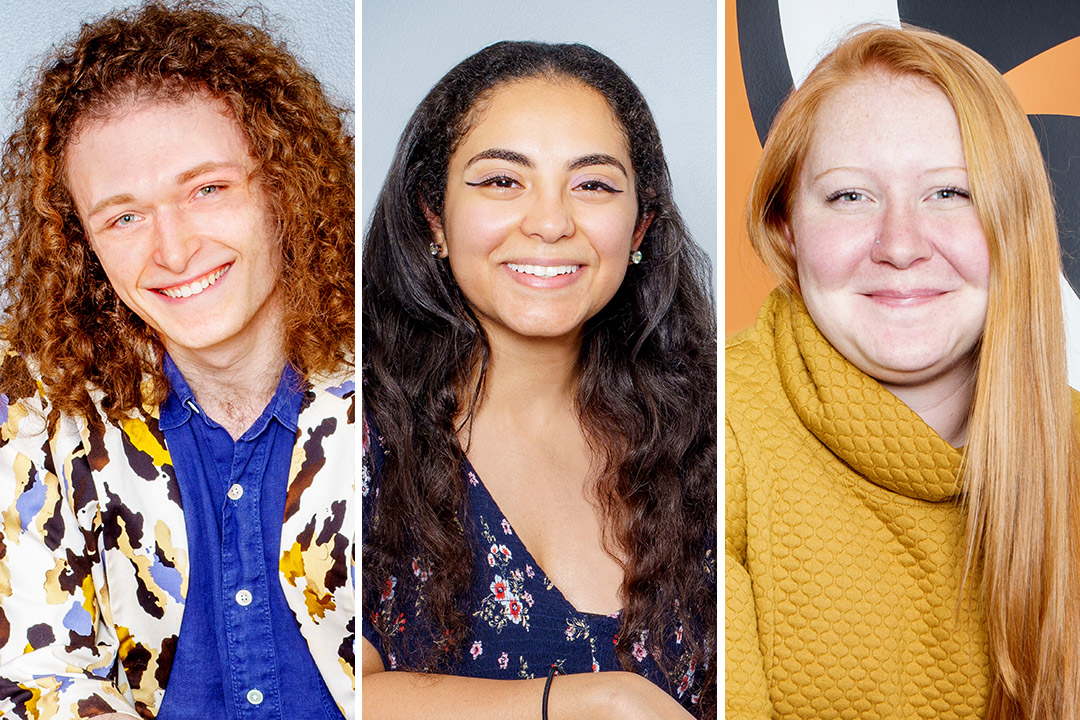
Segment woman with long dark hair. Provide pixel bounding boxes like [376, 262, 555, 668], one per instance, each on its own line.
[362, 41, 716, 719]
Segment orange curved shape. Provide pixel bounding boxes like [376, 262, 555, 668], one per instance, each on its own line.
[1004, 35, 1080, 118]
[725, 0, 778, 335]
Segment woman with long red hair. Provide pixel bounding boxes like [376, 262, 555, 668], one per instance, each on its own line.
[728, 26, 1080, 720]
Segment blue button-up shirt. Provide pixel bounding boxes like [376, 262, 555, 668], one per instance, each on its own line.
[156, 356, 343, 720]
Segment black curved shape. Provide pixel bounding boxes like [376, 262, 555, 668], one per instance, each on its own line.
[737, 0, 793, 145]
[898, 0, 1080, 73]
[1029, 114, 1080, 297]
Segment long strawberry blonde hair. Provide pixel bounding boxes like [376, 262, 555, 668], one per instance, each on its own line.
[748, 26, 1080, 719]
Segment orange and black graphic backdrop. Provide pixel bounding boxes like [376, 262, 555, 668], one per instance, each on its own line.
[727, 0, 1080, 341]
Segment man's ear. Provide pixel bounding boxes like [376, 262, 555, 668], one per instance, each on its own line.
[631, 211, 653, 252]
[421, 200, 448, 258]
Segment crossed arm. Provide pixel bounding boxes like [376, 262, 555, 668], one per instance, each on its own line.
[361, 637, 694, 720]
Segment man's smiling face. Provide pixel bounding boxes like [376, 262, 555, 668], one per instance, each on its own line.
[65, 92, 283, 365]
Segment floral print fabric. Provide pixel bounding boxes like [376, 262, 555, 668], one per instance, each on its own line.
[361, 413, 707, 711]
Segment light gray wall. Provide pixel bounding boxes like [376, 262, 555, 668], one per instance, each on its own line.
[0, 0, 354, 140]
[362, 0, 717, 269]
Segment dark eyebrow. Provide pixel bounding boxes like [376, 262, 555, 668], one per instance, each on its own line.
[464, 148, 533, 169]
[463, 149, 628, 179]
[567, 153, 627, 177]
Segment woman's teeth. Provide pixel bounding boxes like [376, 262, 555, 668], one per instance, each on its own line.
[159, 265, 228, 298]
[506, 263, 579, 278]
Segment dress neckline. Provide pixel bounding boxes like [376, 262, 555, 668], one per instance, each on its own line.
[462, 456, 623, 621]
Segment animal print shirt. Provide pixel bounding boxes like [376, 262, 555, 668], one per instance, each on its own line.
[0, 354, 355, 719]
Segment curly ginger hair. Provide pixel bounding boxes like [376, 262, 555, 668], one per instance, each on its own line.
[0, 0, 354, 422]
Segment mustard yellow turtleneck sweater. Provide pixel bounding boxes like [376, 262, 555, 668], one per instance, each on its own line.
[726, 290, 990, 719]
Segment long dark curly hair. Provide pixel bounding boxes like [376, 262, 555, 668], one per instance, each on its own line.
[0, 0, 354, 422]
[362, 41, 716, 717]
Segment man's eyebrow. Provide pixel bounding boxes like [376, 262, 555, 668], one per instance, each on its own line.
[567, 154, 627, 177]
[464, 148, 533, 169]
[176, 160, 246, 185]
[87, 193, 136, 219]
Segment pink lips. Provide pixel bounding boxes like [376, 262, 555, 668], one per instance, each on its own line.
[502, 260, 584, 289]
[863, 288, 948, 307]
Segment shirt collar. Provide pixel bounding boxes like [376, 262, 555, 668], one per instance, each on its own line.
[158, 354, 305, 436]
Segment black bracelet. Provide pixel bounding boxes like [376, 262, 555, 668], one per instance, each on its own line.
[542, 662, 564, 720]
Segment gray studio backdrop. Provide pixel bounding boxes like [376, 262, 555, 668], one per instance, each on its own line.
[362, 0, 717, 273]
[0, 0, 354, 145]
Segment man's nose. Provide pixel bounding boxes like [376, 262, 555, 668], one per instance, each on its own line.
[151, 207, 199, 274]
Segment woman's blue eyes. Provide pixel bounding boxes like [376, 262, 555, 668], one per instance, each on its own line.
[825, 187, 970, 203]
[826, 190, 864, 203]
[933, 187, 969, 200]
[114, 214, 137, 227]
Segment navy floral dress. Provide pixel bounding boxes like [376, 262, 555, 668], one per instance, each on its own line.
[361, 412, 711, 713]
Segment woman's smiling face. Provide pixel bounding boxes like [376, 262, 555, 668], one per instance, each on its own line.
[429, 77, 647, 348]
[785, 73, 990, 393]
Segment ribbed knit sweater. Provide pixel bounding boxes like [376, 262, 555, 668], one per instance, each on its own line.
[726, 290, 989, 719]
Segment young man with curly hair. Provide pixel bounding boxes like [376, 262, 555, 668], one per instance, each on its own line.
[0, 3, 354, 718]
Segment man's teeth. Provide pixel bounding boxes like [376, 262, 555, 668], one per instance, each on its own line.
[160, 266, 228, 298]
[506, 263, 579, 278]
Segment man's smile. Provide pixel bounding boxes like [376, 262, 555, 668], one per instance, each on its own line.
[156, 263, 231, 298]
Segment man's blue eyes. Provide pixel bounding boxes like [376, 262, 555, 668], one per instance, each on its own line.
[108, 185, 225, 228]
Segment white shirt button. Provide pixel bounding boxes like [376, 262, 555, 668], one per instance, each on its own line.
[235, 589, 253, 606]
[246, 688, 264, 705]
[227, 483, 244, 500]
